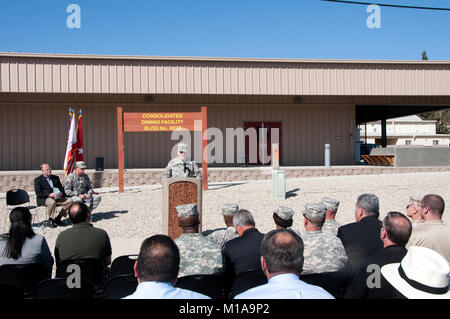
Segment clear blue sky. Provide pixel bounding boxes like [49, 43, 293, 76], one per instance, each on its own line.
[1, 0, 449, 60]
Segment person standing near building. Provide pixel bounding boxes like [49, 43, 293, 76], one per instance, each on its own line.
[162, 143, 201, 180]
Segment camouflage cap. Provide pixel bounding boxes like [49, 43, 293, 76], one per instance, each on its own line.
[176, 203, 198, 218]
[177, 143, 189, 153]
[75, 161, 87, 169]
[222, 203, 239, 216]
[303, 202, 327, 222]
[322, 197, 340, 211]
[274, 206, 294, 221]
[406, 195, 422, 208]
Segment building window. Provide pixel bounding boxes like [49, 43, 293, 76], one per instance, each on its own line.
[405, 140, 412, 145]
[373, 128, 377, 132]
[433, 140, 439, 145]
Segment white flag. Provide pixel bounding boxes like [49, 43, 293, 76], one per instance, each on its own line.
[63, 111, 77, 177]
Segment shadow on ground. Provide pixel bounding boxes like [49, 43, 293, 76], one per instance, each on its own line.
[286, 188, 300, 198]
[208, 182, 248, 191]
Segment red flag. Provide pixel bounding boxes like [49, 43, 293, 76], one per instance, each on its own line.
[75, 112, 84, 162]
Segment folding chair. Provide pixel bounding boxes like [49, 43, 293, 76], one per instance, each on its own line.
[101, 275, 138, 299]
[176, 274, 226, 299]
[0, 283, 24, 300]
[0, 263, 50, 297]
[56, 258, 108, 290]
[301, 270, 352, 299]
[34, 278, 95, 299]
[4, 189, 45, 231]
[111, 255, 138, 276]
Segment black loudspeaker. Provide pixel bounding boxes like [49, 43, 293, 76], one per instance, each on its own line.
[95, 157, 104, 171]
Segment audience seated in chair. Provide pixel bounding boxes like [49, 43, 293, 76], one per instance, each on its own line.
[222, 209, 265, 295]
[407, 194, 450, 265]
[204, 203, 239, 249]
[174, 204, 223, 277]
[234, 229, 334, 299]
[345, 211, 412, 299]
[124, 234, 209, 299]
[337, 193, 384, 272]
[54, 203, 111, 269]
[0, 207, 53, 277]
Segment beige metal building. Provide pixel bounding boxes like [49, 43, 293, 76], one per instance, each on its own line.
[0, 53, 449, 170]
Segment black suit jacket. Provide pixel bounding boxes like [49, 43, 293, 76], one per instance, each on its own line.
[223, 227, 265, 277]
[337, 215, 384, 272]
[34, 174, 66, 207]
[344, 245, 407, 299]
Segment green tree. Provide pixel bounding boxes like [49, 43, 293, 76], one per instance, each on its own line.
[420, 109, 450, 134]
[421, 51, 428, 60]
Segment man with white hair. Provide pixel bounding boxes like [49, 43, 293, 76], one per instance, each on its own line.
[405, 195, 424, 228]
[162, 143, 201, 179]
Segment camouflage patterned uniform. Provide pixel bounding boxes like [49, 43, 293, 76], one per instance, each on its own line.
[175, 233, 224, 277]
[64, 172, 101, 210]
[322, 219, 341, 236]
[301, 230, 348, 275]
[162, 157, 202, 179]
[206, 227, 239, 249]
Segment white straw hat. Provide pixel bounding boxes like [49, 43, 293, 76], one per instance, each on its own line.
[381, 246, 450, 299]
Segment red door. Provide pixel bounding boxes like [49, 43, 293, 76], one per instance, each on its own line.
[243, 122, 282, 166]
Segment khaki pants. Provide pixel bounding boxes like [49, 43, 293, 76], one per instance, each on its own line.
[71, 194, 102, 211]
[44, 197, 73, 219]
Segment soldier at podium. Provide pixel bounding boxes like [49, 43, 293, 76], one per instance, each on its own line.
[162, 143, 202, 180]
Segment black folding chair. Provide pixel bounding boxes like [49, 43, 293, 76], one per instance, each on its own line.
[0, 283, 24, 299]
[34, 278, 95, 299]
[176, 274, 225, 299]
[4, 189, 44, 229]
[0, 263, 50, 297]
[56, 258, 108, 289]
[300, 270, 352, 298]
[111, 255, 138, 276]
[101, 275, 138, 299]
[230, 269, 268, 298]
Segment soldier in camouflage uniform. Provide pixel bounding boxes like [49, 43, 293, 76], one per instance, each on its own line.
[174, 204, 223, 277]
[64, 161, 101, 212]
[272, 206, 302, 237]
[205, 203, 239, 249]
[301, 202, 347, 275]
[321, 197, 341, 236]
[162, 143, 201, 180]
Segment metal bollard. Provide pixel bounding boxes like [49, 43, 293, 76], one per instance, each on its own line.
[325, 144, 331, 167]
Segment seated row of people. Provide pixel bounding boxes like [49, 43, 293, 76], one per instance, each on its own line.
[34, 162, 101, 228]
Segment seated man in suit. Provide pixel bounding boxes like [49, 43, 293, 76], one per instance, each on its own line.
[34, 163, 72, 228]
[222, 209, 265, 296]
[337, 193, 384, 272]
[345, 211, 412, 299]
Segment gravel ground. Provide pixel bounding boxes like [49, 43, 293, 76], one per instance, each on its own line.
[1, 171, 449, 255]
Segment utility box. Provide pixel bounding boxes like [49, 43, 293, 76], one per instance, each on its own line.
[272, 170, 286, 200]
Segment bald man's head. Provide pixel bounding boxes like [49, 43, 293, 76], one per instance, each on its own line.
[382, 211, 412, 246]
[261, 229, 304, 274]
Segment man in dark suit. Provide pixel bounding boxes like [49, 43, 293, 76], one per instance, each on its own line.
[344, 211, 412, 299]
[337, 193, 383, 272]
[222, 209, 266, 297]
[34, 163, 72, 228]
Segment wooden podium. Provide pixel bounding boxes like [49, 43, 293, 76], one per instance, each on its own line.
[162, 178, 203, 240]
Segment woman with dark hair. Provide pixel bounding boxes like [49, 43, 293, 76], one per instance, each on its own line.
[0, 207, 53, 276]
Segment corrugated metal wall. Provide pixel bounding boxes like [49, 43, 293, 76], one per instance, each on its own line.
[1, 55, 450, 96]
[0, 101, 353, 170]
